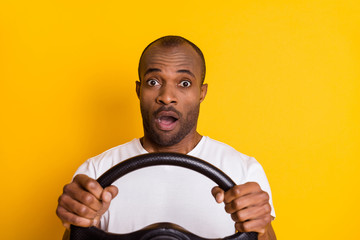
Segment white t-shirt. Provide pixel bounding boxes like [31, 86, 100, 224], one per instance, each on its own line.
[74, 136, 275, 238]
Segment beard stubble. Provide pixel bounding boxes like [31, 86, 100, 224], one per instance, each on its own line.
[140, 104, 200, 147]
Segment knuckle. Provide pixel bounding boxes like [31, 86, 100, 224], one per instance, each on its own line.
[84, 179, 92, 189]
[233, 186, 241, 196]
[264, 204, 271, 214]
[55, 206, 62, 217]
[72, 216, 81, 226]
[63, 184, 71, 193]
[224, 204, 232, 214]
[78, 205, 88, 216]
[264, 214, 272, 224]
[71, 215, 83, 226]
[84, 178, 96, 190]
[231, 200, 239, 210]
[231, 213, 237, 222]
[57, 195, 64, 204]
[235, 223, 244, 232]
[242, 222, 251, 232]
[236, 211, 247, 222]
[231, 200, 240, 210]
[56, 207, 69, 222]
[261, 191, 270, 201]
[83, 194, 95, 205]
[58, 194, 70, 207]
[73, 174, 82, 182]
[248, 182, 259, 188]
[258, 228, 266, 235]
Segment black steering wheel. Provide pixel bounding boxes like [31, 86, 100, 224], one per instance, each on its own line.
[70, 152, 258, 240]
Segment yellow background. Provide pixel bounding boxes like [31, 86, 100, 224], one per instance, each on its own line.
[1, 1, 359, 239]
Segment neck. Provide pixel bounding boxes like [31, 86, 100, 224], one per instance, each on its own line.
[141, 131, 203, 154]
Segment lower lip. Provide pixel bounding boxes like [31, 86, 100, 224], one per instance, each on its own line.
[156, 119, 178, 131]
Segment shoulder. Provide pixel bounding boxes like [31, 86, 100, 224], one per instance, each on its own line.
[91, 139, 142, 159]
[195, 136, 256, 165]
[201, 137, 251, 159]
[75, 138, 145, 178]
[192, 136, 260, 183]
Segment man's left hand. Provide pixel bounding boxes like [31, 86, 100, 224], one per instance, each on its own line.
[211, 182, 274, 238]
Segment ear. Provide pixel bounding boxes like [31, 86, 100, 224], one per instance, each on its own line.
[136, 81, 141, 99]
[200, 83, 208, 103]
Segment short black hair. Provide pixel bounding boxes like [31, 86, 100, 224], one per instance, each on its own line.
[138, 35, 206, 83]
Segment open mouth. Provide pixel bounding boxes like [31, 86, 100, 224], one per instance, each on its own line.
[156, 112, 179, 131]
[159, 116, 178, 124]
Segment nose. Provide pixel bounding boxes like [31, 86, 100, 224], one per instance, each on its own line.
[156, 84, 177, 105]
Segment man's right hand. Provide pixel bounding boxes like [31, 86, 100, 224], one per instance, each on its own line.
[56, 174, 118, 229]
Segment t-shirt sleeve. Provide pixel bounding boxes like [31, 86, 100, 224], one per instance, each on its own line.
[246, 157, 276, 218]
[73, 158, 97, 179]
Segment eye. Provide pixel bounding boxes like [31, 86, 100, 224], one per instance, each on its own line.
[146, 79, 160, 87]
[179, 80, 191, 88]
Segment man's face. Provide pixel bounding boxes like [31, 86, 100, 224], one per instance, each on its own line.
[137, 43, 207, 147]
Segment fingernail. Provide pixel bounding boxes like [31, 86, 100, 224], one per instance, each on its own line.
[216, 193, 222, 203]
[104, 192, 112, 202]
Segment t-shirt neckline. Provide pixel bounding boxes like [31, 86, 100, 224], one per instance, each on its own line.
[134, 136, 207, 155]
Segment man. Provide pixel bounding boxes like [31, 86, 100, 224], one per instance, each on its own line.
[56, 36, 276, 240]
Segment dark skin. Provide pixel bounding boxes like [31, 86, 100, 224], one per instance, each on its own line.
[56, 43, 276, 240]
[136, 43, 207, 153]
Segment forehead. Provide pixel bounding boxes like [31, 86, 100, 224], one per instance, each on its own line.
[139, 44, 203, 79]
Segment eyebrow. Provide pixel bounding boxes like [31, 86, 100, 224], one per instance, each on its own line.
[177, 69, 195, 78]
[144, 68, 161, 76]
[144, 68, 195, 78]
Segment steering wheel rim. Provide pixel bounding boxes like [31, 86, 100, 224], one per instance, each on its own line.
[70, 152, 258, 240]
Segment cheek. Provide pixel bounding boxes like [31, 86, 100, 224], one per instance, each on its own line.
[140, 91, 157, 113]
[182, 89, 201, 102]
[179, 92, 201, 113]
[140, 89, 155, 103]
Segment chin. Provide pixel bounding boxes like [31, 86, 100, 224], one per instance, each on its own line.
[154, 135, 182, 147]
[149, 131, 184, 147]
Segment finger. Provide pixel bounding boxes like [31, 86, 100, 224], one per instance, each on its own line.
[58, 193, 98, 219]
[225, 191, 269, 213]
[235, 215, 272, 234]
[63, 182, 103, 211]
[92, 215, 101, 228]
[103, 185, 119, 202]
[56, 205, 94, 228]
[211, 186, 224, 203]
[224, 182, 262, 204]
[74, 174, 103, 200]
[98, 186, 119, 216]
[63, 223, 70, 230]
[230, 203, 272, 222]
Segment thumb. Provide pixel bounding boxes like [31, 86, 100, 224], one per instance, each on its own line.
[98, 185, 119, 214]
[91, 185, 119, 228]
[102, 185, 119, 202]
[211, 186, 225, 203]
